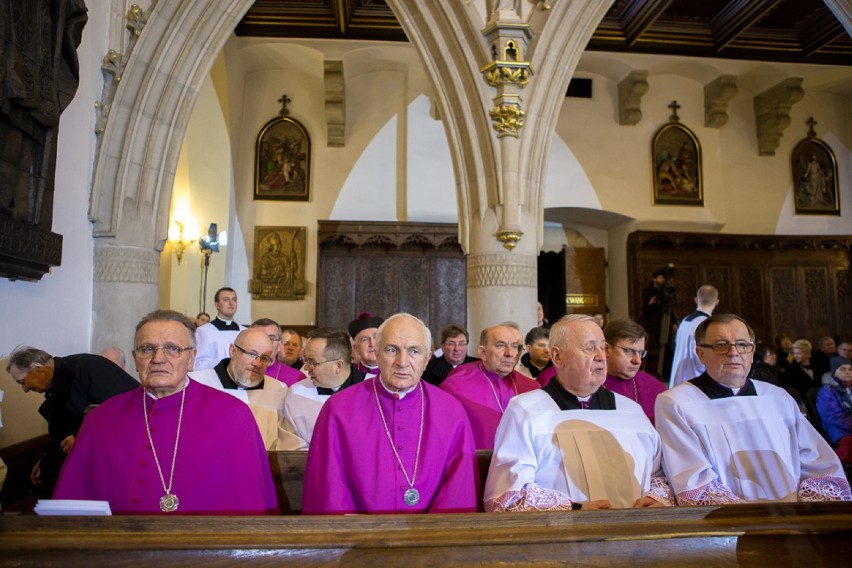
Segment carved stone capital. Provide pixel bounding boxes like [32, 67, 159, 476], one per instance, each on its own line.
[467, 253, 537, 288]
[490, 103, 525, 137]
[704, 75, 738, 128]
[617, 70, 649, 125]
[324, 60, 345, 147]
[94, 245, 160, 284]
[753, 78, 804, 156]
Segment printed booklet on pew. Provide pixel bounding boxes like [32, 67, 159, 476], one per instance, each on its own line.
[35, 500, 112, 515]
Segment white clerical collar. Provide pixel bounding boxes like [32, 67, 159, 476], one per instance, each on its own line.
[217, 317, 234, 325]
[378, 378, 418, 399]
[577, 394, 592, 403]
[730, 386, 741, 395]
[145, 379, 189, 399]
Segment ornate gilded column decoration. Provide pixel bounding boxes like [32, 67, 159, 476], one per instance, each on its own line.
[478, 5, 535, 250]
[479, 11, 534, 138]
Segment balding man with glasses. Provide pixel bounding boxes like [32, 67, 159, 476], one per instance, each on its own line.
[603, 319, 666, 425]
[189, 327, 291, 450]
[656, 313, 851, 505]
[54, 310, 278, 514]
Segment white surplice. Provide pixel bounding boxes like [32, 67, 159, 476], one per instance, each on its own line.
[188, 368, 299, 450]
[280, 377, 334, 450]
[484, 389, 672, 511]
[656, 380, 851, 504]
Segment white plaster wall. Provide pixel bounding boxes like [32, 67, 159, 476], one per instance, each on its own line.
[161, 75, 237, 322]
[0, 0, 108, 447]
[171, 42, 852, 333]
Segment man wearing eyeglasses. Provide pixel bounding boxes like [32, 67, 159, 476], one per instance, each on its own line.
[189, 327, 291, 450]
[6, 346, 138, 495]
[603, 319, 666, 425]
[54, 310, 278, 514]
[441, 323, 540, 449]
[485, 314, 674, 511]
[669, 284, 719, 388]
[281, 328, 367, 449]
[656, 313, 851, 504]
[422, 324, 479, 386]
[252, 319, 305, 386]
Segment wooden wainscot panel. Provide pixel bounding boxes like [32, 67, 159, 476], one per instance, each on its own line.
[627, 231, 852, 343]
[2, 503, 852, 566]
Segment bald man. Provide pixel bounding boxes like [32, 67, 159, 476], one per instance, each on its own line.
[441, 324, 539, 449]
[189, 328, 293, 450]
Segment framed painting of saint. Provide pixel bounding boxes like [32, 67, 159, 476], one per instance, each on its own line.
[791, 135, 839, 215]
[652, 122, 703, 206]
[254, 116, 310, 201]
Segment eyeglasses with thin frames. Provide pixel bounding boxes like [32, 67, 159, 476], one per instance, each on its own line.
[233, 343, 274, 365]
[134, 344, 193, 359]
[613, 344, 648, 359]
[697, 341, 756, 355]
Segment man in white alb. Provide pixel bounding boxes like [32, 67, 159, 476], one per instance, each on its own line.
[669, 285, 718, 388]
[656, 313, 851, 504]
[484, 314, 674, 511]
[194, 287, 245, 370]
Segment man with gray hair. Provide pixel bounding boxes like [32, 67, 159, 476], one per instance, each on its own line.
[669, 284, 719, 388]
[485, 314, 674, 511]
[303, 313, 478, 514]
[6, 345, 137, 494]
[657, 313, 850, 505]
[53, 309, 278, 514]
[441, 323, 540, 449]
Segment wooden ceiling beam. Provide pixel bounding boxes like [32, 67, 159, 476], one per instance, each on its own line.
[711, 0, 782, 51]
[620, 0, 674, 48]
[800, 9, 848, 57]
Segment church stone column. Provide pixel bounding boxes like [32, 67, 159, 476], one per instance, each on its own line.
[92, 245, 160, 359]
[389, 1, 611, 336]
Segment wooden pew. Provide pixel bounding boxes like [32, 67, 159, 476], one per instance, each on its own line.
[2, 503, 852, 565]
[269, 449, 493, 514]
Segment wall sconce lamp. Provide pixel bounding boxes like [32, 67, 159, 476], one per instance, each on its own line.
[167, 220, 196, 264]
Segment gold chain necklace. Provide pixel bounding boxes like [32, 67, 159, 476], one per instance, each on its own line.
[143, 386, 186, 513]
[478, 364, 517, 412]
[373, 378, 424, 506]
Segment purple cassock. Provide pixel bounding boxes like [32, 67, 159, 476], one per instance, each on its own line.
[266, 360, 305, 386]
[603, 370, 667, 425]
[54, 379, 279, 515]
[440, 362, 540, 450]
[302, 377, 479, 514]
[536, 365, 557, 387]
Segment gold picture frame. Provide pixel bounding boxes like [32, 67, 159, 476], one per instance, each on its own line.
[652, 122, 703, 206]
[254, 116, 310, 201]
[791, 136, 840, 216]
[249, 226, 307, 300]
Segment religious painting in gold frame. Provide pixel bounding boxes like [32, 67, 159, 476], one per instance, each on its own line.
[248, 226, 307, 300]
[651, 122, 703, 206]
[791, 135, 839, 216]
[254, 116, 310, 201]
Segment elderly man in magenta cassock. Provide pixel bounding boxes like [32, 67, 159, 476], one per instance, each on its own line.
[302, 313, 478, 514]
[656, 313, 851, 505]
[484, 315, 674, 512]
[54, 310, 279, 515]
[440, 324, 540, 450]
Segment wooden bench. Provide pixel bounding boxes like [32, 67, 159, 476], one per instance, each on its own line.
[269, 449, 493, 514]
[2, 502, 852, 565]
